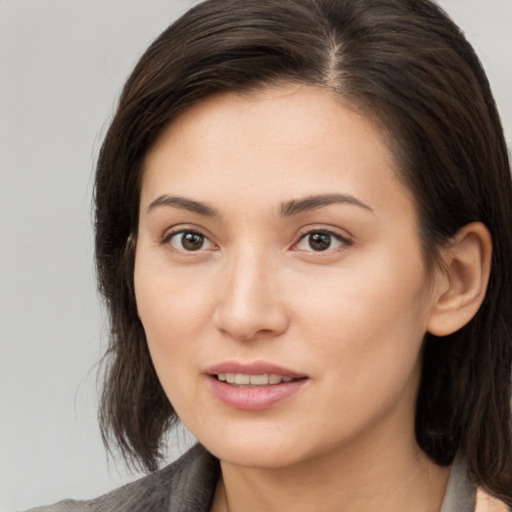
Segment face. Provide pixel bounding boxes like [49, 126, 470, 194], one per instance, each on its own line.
[134, 84, 439, 469]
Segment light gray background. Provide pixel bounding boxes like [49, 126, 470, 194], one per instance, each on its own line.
[1, 1, 510, 511]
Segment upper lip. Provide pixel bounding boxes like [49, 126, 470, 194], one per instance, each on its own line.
[206, 361, 307, 378]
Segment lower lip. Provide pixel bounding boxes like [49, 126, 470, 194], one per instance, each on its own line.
[207, 376, 307, 410]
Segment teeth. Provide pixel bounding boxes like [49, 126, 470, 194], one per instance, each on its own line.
[268, 374, 281, 384]
[235, 374, 250, 385]
[216, 373, 295, 386]
[250, 374, 268, 385]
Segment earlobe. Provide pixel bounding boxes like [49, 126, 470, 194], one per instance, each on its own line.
[427, 222, 492, 337]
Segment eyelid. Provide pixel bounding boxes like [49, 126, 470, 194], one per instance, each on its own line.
[161, 226, 218, 252]
[292, 226, 353, 252]
[159, 224, 352, 253]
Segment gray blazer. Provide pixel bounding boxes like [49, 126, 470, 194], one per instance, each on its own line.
[26, 444, 476, 512]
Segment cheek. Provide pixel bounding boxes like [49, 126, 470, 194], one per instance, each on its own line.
[135, 251, 215, 339]
[292, 250, 429, 336]
[134, 261, 215, 421]
[290, 250, 432, 387]
[133, 255, 217, 395]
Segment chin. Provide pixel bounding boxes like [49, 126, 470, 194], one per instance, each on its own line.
[210, 441, 303, 469]
[193, 422, 338, 471]
[186, 422, 305, 469]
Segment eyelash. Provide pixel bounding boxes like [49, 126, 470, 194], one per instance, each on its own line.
[161, 229, 216, 253]
[161, 227, 352, 254]
[294, 228, 352, 253]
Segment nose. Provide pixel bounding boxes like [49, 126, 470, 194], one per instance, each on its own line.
[213, 250, 289, 342]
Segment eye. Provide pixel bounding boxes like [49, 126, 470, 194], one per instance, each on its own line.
[164, 229, 215, 252]
[294, 229, 350, 252]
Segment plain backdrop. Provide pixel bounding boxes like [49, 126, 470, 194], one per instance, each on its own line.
[1, 1, 510, 510]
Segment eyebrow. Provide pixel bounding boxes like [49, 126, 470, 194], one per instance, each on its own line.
[280, 193, 373, 216]
[146, 192, 372, 218]
[147, 195, 218, 217]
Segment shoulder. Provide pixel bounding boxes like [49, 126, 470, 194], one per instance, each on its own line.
[441, 454, 511, 512]
[475, 489, 511, 512]
[24, 444, 219, 512]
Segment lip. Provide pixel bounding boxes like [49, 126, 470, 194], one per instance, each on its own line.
[205, 361, 308, 411]
[206, 361, 306, 378]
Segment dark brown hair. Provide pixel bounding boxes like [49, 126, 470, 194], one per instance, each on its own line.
[95, 0, 512, 504]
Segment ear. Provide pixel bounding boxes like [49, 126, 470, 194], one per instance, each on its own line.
[427, 222, 492, 337]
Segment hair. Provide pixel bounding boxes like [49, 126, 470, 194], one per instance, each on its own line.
[95, 0, 512, 504]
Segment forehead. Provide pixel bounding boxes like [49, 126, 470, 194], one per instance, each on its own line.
[140, 84, 409, 219]
[147, 84, 392, 159]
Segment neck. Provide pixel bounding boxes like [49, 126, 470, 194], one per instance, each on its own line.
[210, 423, 450, 512]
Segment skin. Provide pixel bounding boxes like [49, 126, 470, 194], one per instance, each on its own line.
[134, 84, 464, 511]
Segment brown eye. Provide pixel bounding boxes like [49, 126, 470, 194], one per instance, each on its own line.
[308, 232, 332, 251]
[167, 230, 214, 252]
[294, 229, 350, 252]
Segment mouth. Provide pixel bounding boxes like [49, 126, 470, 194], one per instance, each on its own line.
[207, 361, 307, 385]
[215, 373, 298, 386]
[206, 362, 308, 410]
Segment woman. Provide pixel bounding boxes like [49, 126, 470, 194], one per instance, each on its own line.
[30, 0, 512, 510]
